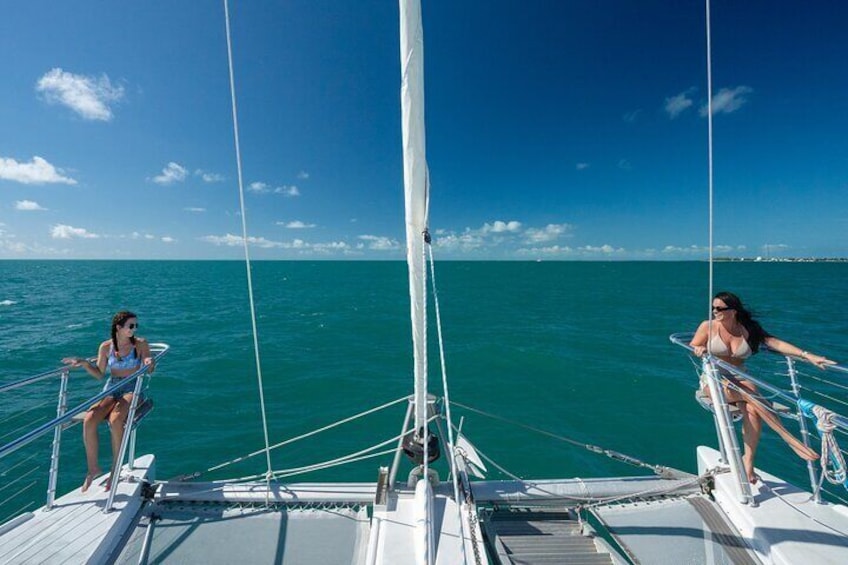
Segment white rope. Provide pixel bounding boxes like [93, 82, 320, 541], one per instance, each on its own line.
[426, 242, 468, 564]
[812, 406, 847, 488]
[223, 0, 273, 494]
[205, 395, 407, 474]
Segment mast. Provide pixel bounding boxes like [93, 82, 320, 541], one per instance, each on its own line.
[399, 0, 429, 436]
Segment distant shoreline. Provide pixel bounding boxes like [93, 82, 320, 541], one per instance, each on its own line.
[715, 257, 848, 263]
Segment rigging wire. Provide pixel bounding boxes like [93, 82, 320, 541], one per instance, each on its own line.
[451, 401, 675, 476]
[222, 0, 273, 496]
[426, 239, 468, 564]
[202, 395, 407, 475]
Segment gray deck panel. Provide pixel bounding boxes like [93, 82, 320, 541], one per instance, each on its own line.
[594, 494, 760, 565]
[115, 503, 369, 565]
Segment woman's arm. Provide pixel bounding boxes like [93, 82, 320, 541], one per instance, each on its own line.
[690, 320, 710, 357]
[62, 341, 108, 380]
[138, 338, 155, 374]
[763, 336, 836, 369]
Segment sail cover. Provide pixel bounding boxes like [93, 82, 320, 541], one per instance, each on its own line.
[399, 0, 429, 433]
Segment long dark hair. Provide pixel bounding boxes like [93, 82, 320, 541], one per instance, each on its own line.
[714, 291, 770, 353]
[111, 310, 138, 357]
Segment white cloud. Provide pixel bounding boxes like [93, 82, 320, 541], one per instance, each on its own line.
[700, 86, 753, 116]
[51, 224, 99, 239]
[275, 185, 300, 197]
[278, 220, 316, 229]
[665, 90, 694, 118]
[153, 162, 188, 185]
[482, 220, 522, 234]
[661, 244, 745, 255]
[15, 200, 46, 211]
[200, 233, 283, 248]
[184, 207, 206, 213]
[36, 68, 124, 121]
[161, 236, 175, 243]
[579, 244, 623, 254]
[358, 235, 401, 251]
[248, 182, 269, 193]
[523, 223, 573, 243]
[576, 162, 590, 171]
[195, 170, 224, 183]
[433, 231, 485, 252]
[0, 156, 77, 185]
[297, 171, 310, 180]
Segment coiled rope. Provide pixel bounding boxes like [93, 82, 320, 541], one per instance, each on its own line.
[798, 400, 848, 491]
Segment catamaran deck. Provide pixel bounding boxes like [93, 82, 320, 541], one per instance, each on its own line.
[0, 455, 155, 564]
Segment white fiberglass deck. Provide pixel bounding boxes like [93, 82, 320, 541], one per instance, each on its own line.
[371, 484, 483, 564]
[0, 455, 154, 564]
[698, 446, 848, 565]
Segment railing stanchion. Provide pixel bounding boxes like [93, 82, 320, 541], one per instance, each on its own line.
[704, 358, 755, 505]
[787, 357, 822, 503]
[46, 370, 70, 510]
[104, 372, 146, 512]
[388, 397, 414, 490]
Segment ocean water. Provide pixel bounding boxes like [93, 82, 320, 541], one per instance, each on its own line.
[1, 260, 847, 521]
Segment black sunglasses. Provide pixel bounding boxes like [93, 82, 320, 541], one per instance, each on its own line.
[126, 323, 138, 329]
[712, 306, 733, 313]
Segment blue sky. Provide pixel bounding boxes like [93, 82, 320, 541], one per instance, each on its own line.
[1, 1, 846, 260]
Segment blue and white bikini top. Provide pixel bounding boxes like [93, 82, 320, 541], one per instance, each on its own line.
[107, 343, 141, 372]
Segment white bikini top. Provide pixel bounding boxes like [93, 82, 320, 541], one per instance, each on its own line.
[708, 333, 752, 359]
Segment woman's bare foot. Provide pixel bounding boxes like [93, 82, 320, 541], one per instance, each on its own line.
[82, 468, 101, 493]
[104, 474, 112, 492]
[742, 454, 758, 484]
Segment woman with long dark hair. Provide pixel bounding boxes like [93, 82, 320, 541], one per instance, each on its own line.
[690, 292, 835, 483]
[63, 310, 154, 492]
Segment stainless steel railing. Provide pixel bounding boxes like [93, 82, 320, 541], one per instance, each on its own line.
[0, 343, 169, 512]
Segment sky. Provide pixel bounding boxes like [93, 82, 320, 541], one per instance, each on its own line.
[1, 0, 846, 260]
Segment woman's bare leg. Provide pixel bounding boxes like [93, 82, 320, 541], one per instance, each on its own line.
[105, 394, 132, 491]
[82, 399, 115, 492]
[728, 381, 818, 465]
[739, 404, 762, 483]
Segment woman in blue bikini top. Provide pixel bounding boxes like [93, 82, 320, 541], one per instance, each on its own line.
[63, 310, 155, 493]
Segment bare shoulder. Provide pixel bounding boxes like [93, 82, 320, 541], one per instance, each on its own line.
[98, 340, 111, 352]
[695, 320, 711, 333]
[135, 337, 151, 350]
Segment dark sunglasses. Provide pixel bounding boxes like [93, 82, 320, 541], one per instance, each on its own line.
[126, 323, 138, 329]
[712, 306, 733, 313]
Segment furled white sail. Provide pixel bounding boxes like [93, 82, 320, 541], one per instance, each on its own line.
[399, 0, 429, 436]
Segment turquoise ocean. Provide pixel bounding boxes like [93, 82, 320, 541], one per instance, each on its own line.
[2, 260, 847, 522]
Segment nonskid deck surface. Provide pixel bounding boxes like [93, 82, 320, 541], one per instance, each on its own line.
[594, 494, 761, 565]
[0, 455, 154, 565]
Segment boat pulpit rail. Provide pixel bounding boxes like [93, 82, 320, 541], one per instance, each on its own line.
[0, 343, 169, 512]
[670, 332, 848, 503]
